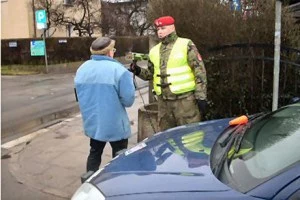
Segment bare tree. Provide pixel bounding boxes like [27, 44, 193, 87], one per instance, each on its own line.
[30, 0, 60, 37]
[130, 1, 153, 36]
[101, 0, 152, 36]
[33, 0, 101, 37]
[147, 0, 299, 49]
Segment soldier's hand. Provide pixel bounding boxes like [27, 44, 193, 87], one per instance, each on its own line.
[128, 62, 141, 75]
[197, 99, 208, 119]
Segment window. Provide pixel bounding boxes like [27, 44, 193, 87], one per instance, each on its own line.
[63, 0, 73, 6]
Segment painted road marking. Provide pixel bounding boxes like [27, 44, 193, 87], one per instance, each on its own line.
[1, 129, 48, 149]
[1, 115, 79, 149]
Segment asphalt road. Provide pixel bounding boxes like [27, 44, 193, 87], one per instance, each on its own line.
[1, 71, 148, 144]
[1, 69, 148, 200]
[1, 73, 78, 144]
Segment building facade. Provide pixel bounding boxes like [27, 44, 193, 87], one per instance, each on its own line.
[1, 0, 102, 39]
[1, 0, 36, 39]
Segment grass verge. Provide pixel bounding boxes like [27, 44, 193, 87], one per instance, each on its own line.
[1, 65, 44, 75]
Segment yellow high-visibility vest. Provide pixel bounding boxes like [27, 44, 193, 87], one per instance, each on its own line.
[149, 38, 196, 95]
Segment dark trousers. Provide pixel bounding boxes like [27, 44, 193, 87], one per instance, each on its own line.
[86, 138, 128, 172]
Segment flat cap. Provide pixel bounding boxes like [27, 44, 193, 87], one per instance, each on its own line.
[90, 37, 115, 55]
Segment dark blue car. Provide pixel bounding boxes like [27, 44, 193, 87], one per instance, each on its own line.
[72, 103, 300, 200]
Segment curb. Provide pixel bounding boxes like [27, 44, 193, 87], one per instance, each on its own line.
[1, 103, 80, 144]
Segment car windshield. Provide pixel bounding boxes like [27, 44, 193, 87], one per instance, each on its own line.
[226, 104, 300, 192]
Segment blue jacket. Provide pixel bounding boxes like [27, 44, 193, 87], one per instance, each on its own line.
[74, 55, 135, 141]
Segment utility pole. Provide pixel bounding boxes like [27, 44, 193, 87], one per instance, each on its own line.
[272, 0, 282, 111]
[32, 0, 37, 38]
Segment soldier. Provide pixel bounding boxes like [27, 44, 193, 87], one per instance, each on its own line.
[130, 16, 207, 131]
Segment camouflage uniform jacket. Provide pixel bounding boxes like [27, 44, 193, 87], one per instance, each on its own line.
[138, 32, 207, 100]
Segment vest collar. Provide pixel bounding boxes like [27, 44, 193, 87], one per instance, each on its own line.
[161, 32, 178, 44]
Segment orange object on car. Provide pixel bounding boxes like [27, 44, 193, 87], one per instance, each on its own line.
[229, 115, 248, 126]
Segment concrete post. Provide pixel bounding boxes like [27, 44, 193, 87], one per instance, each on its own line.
[272, 0, 282, 111]
[137, 103, 158, 142]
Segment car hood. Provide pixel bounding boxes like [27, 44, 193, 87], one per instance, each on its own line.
[90, 118, 232, 197]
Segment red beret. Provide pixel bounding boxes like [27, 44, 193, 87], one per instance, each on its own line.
[154, 16, 175, 27]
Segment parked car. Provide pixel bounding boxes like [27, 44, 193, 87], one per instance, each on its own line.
[72, 103, 300, 200]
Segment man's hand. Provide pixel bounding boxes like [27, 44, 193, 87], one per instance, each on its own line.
[128, 62, 141, 75]
[197, 99, 208, 119]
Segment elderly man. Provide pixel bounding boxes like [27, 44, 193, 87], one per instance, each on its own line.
[75, 37, 135, 172]
[130, 16, 207, 131]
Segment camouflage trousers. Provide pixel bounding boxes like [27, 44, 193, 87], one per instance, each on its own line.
[157, 94, 201, 132]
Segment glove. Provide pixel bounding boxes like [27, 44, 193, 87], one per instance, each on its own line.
[128, 62, 141, 75]
[197, 100, 208, 118]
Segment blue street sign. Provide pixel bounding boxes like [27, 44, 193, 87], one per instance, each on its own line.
[35, 10, 47, 29]
[231, 0, 241, 11]
[31, 40, 45, 56]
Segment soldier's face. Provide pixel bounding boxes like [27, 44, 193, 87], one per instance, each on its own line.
[157, 25, 175, 39]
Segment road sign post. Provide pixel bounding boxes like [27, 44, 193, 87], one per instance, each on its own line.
[272, 0, 282, 111]
[35, 10, 48, 73]
[35, 10, 47, 29]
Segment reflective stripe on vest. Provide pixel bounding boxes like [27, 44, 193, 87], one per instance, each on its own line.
[149, 38, 196, 95]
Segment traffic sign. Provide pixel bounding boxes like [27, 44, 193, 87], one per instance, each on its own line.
[231, 0, 241, 11]
[35, 10, 47, 29]
[30, 40, 45, 56]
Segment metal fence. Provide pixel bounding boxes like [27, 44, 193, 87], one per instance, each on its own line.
[204, 43, 300, 119]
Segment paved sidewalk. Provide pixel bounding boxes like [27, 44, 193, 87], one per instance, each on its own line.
[5, 87, 149, 199]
